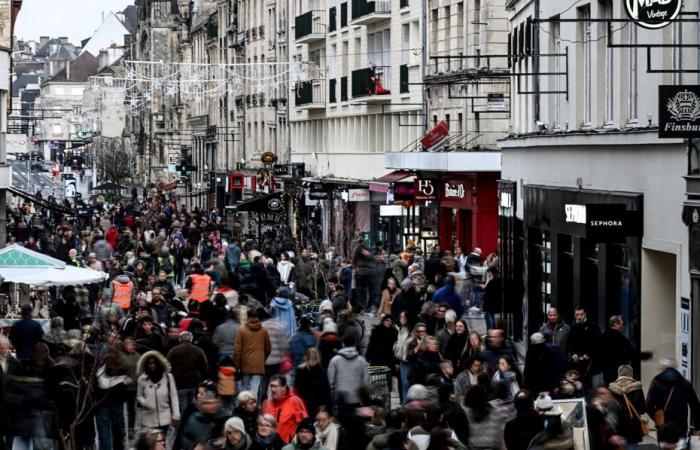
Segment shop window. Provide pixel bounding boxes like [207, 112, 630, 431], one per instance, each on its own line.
[582, 241, 599, 323]
[608, 244, 633, 340]
[536, 231, 552, 312]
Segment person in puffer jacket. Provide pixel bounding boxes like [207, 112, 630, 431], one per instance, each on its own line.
[136, 350, 180, 431]
[270, 286, 297, 337]
[327, 335, 370, 408]
[608, 364, 647, 447]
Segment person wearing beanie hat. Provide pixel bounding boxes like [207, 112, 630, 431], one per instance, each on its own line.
[318, 319, 342, 370]
[281, 418, 328, 450]
[221, 416, 252, 450]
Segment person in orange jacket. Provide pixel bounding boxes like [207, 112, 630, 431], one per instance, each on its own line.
[261, 374, 308, 444]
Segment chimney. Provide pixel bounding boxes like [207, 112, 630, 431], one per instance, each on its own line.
[97, 49, 109, 71]
[39, 36, 49, 46]
[59, 36, 68, 44]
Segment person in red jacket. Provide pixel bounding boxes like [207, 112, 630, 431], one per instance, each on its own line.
[261, 374, 308, 444]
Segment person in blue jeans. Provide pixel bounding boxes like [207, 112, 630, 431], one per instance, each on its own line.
[95, 349, 131, 450]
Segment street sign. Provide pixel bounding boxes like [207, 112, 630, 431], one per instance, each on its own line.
[64, 178, 77, 198]
[175, 165, 197, 172]
[659, 85, 700, 138]
[625, 0, 682, 30]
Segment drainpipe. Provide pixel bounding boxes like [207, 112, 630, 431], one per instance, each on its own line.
[533, 0, 540, 122]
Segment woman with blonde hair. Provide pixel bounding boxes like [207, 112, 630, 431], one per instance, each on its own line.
[232, 391, 258, 439]
[294, 347, 332, 415]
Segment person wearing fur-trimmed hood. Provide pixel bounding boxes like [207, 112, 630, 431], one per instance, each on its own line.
[136, 350, 180, 431]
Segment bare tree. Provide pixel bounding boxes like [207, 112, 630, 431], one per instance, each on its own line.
[93, 137, 132, 184]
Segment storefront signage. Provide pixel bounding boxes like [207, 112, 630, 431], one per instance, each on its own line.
[308, 191, 328, 200]
[273, 163, 305, 177]
[393, 182, 415, 201]
[585, 204, 642, 242]
[414, 179, 438, 201]
[421, 121, 450, 151]
[443, 182, 466, 199]
[658, 85, 700, 138]
[487, 93, 506, 112]
[565, 204, 587, 224]
[348, 188, 370, 202]
[625, 0, 682, 30]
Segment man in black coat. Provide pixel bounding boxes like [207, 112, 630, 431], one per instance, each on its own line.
[568, 305, 601, 383]
[523, 332, 558, 396]
[646, 359, 700, 437]
[9, 304, 44, 361]
[598, 315, 637, 384]
[504, 390, 544, 450]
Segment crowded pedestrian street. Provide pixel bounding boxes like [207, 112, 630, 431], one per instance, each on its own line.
[2, 0, 700, 449]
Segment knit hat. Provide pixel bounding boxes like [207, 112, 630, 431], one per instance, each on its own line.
[400, 278, 414, 288]
[322, 319, 338, 334]
[224, 417, 246, 436]
[534, 393, 563, 416]
[319, 299, 333, 312]
[296, 418, 316, 436]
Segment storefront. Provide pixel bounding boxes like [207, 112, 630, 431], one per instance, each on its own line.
[519, 185, 643, 352]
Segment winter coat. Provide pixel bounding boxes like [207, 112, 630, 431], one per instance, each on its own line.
[270, 296, 297, 337]
[390, 257, 407, 283]
[233, 406, 259, 440]
[527, 423, 575, 450]
[178, 410, 227, 450]
[598, 328, 637, 384]
[167, 342, 209, 390]
[9, 318, 44, 360]
[432, 280, 463, 318]
[609, 375, 647, 444]
[281, 440, 329, 450]
[503, 411, 544, 450]
[277, 261, 295, 285]
[465, 401, 516, 449]
[318, 332, 342, 369]
[3, 373, 57, 439]
[444, 331, 469, 369]
[212, 319, 240, 359]
[234, 318, 272, 375]
[366, 324, 398, 367]
[646, 367, 700, 434]
[367, 428, 419, 450]
[263, 319, 290, 367]
[249, 434, 286, 450]
[289, 330, 317, 370]
[523, 343, 559, 396]
[136, 350, 180, 428]
[538, 321, 571, 357]
[409, 350, 443, 386]
[327, 346, 370, 405]
[294, 364, 333, 415]
[261, 390, 309, 443]
[378, 288, 399, 317]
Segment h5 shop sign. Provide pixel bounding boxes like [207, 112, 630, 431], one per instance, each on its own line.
[414, 179, 438, 201]
[659, 85, 700, 138]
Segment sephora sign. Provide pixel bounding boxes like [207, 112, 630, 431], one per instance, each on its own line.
[624, 0, 682, 29]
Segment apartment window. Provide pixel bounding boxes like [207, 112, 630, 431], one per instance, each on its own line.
[354, 37, 362, 69]
[431, 9, 438, 73]
[330, 44, 337, 79]
[579, 6, 592, 128]
[628, 24, 638, 123]
[401, 24, 410, 65]
[340, 2, 347, 27]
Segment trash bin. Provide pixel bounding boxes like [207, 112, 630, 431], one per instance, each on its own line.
[369, 366, 392, 410]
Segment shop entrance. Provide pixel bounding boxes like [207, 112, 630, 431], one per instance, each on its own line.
[641, 249, 677, 389]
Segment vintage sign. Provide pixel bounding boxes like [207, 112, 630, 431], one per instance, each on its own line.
[625, 0, 682, 29]
[393, 182, 415, 201]
[308, 191, 329, 200]
[348, 188, 370, 202]
[421, 121, 450, 151]
[659, 85, 700, 138]
[414, 178, 438, 201]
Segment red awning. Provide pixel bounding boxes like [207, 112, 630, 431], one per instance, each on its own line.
[369, 170, 411, 193]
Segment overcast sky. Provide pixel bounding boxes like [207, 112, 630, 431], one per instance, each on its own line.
[14, 0, 134, 44]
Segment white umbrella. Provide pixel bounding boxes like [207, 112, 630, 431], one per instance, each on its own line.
[0, 266, 109, 287]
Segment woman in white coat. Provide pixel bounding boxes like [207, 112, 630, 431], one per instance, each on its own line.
[136, 350, 180, 432]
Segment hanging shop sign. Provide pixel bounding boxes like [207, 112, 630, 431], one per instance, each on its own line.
[348, 188, 370, 202]
[260, 152, 278, 165]
[421, 121, 450, 151]
[658, 85, 700, 138]
[393, 182, 415, 201]
[273, 163, 305, 177]
[414, 178, 438, 201]
[308, 191, 329, 200]
[625, 0, 682, 30]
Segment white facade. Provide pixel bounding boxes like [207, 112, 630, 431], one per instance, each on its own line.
[289, 0, 424, 180]
[501, 0, 698, 388]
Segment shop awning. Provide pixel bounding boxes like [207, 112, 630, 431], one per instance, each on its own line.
[369, 170, 412, 193]
[233, 192, 283, 213]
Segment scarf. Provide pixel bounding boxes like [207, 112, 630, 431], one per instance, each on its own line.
[315, 422, 338, 450]
[254, 434, 276, 447]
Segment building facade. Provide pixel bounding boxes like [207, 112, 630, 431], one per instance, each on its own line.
[500, 0, 698, 390]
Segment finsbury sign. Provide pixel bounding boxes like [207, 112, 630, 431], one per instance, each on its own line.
[625, 0, 682, 29]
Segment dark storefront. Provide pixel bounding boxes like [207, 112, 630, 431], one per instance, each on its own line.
[519, 185, 643, 349]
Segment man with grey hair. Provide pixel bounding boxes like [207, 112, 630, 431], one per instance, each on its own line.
[167, 331, 209, 415]
[647, 358, 700, 438]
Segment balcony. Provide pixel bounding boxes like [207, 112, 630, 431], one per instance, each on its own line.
[351, 0, 391, 25]
[351, 66, 391, 102]
[294, 81, 326, 109]
[295, 10, 326, 43]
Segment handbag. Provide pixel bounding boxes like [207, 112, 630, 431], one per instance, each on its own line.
[623, 393, 649, 436]
[653, 386, 675, 429]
